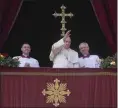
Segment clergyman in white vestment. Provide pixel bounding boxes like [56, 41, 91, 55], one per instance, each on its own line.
[78, 42, 100, 68]
[13, 43, 40, 67]
[49, 30, 79, 68]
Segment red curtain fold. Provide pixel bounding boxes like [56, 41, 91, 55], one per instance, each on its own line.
[90, 0, 117, 54]
[0, 0, 23, 51]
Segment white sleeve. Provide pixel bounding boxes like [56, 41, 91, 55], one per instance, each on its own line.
[49, 38, 64, 61]
[33, 60, 40, 67]
[73, 62, 80, 68]
[49, 46, 55, 61]
[73, 53, 80, 68]
[95, 55, 101, 68]
[13, 56, 20, 59]
[53, 38, 64, 48]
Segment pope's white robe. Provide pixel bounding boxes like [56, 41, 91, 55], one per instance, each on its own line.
[49, 38, 79, 68]
[78, 55, 100, 68]
[13, 56, 40, 67]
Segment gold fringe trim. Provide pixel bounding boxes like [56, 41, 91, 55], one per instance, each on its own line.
[0, 72, 116, 76]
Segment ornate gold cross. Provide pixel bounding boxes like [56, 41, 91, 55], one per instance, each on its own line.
[52, 5, 74, 37]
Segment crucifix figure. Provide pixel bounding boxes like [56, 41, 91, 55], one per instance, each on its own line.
[52, 5, 74, 37]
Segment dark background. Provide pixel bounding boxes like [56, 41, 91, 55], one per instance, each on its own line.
[1, 0, 111, 67]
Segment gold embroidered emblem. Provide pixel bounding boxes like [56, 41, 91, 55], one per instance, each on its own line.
[42, 78, 71, 107]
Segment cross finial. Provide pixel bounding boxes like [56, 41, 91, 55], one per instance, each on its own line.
[61, 4, 66, 10]
[52, 5, 74, 37]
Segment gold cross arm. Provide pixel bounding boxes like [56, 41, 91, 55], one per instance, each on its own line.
[52, 12, 62, 17]
[53, 12, 74, 18]
[65, 12, 74, 18]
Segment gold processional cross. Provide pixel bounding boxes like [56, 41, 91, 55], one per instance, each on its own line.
[52, 5, 74, 37]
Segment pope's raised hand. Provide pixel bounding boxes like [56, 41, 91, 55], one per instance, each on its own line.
[64, 30, 71, 39]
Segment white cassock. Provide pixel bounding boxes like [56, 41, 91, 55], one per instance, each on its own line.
[49, 38, 79, 68]
[78, 55, 100, 68]
[13, 56, 40, 67]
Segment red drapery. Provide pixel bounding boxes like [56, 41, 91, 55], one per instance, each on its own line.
[0, 68, 117, 108]
[0, 0, 23, 51]
[90, 0, 117, 54]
